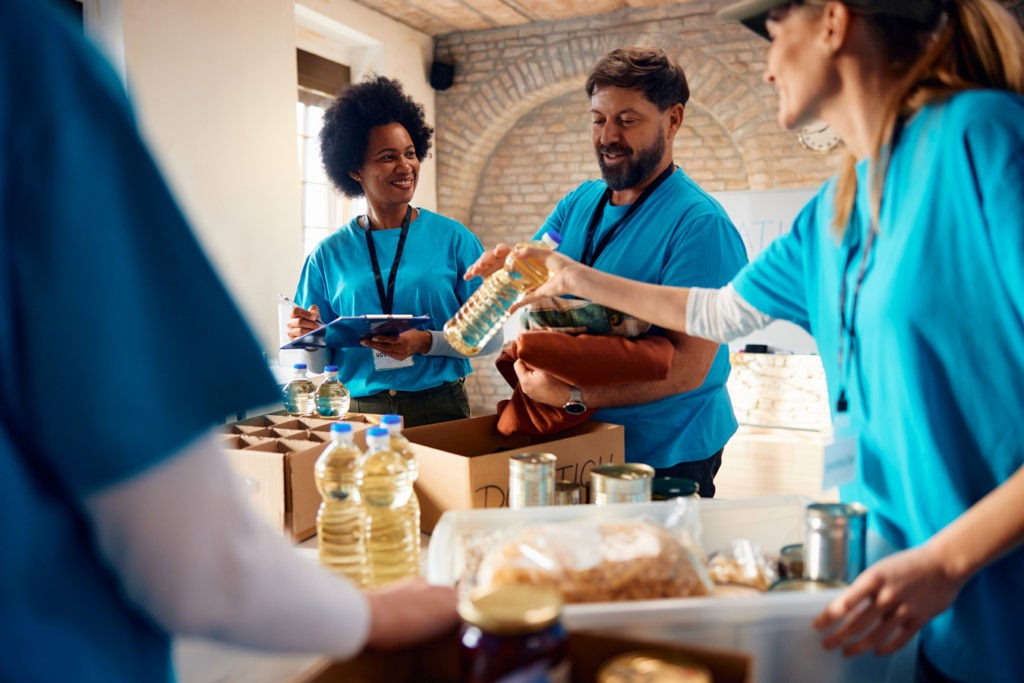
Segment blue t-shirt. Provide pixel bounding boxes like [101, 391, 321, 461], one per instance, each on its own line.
[0, 3, 281, 682]
[537, 167, 749, 467]
[732, 90, 1024, 682]
[295, 210, 484, 396]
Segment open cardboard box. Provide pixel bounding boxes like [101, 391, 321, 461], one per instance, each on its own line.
[221, 412, 392, 541]
[297, 630, 750, 683]
[352, 415, 625, 533]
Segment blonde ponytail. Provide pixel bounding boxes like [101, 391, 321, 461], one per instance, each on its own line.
[831, 0, 1024, 235]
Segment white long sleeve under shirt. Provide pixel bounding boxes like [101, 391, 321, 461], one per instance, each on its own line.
[84, 432, 370, 660]
[685, 284, 776, 344]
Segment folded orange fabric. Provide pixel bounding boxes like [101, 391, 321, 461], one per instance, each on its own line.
[495, 331, 675, 436]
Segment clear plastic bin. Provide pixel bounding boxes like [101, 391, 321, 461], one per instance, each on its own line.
[427, 495, 916, 683]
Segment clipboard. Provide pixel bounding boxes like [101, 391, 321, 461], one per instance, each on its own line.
[281, 315, 433, 350]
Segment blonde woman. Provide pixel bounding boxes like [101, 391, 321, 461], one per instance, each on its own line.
[467, 1, 1024, 680]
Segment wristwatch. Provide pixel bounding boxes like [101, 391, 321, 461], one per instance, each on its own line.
[563, 386, 587, 415]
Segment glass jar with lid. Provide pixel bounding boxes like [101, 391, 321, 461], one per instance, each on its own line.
[458, 584, 570, 683]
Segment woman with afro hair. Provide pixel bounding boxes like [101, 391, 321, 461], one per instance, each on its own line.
[287, 75, 501, 427]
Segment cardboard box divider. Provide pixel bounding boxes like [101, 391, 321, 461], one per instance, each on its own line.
[298, 630, 750, 683]
[233, 414, 302, 430]
[222, 434, 274, 450]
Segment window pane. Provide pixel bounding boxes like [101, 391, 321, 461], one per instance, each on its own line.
[303, 183, 331, 228]
[349, 195, 367, 220]
[304, 227, 330, 258]
[296, 102, 305, 135]
[297, 135, 303, 170]
[304, 136, 328, 184]
[307, 105, 324, 139]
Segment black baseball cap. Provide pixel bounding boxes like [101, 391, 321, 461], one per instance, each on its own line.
[718, 0, 949, 40]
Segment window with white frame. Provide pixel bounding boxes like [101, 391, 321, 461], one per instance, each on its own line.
[296, 50, 364, 260]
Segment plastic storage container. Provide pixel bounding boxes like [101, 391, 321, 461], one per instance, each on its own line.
[426, 495, 916, 683]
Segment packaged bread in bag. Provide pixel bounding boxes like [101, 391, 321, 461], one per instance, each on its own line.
[476, 519, 713, 603]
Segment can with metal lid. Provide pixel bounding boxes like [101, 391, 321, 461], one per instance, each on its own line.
[597, 651, 713, 683]
[805, 503, 867, 583]
[589, 463, 654, 505]
[779, 543, 805, 579]
[554, 480, 583, 505]
[651, 476, 699, 500]
[508, 453, 556, 509]
[768, 578, 847, 593]
[459, 584, 570, 683]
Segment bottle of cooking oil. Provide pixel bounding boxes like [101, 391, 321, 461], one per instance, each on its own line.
[283, 363, 316, 416]
[444, 229, 562, 356]
[314, 423, 370, 587]
[381, 414, 420, 568]
[316, 365, 351, 419]
[360, 427, 417, 586]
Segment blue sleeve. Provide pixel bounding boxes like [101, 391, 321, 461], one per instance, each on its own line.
[660, 213, 749, 289]
[0, 9, 280, 497]
[731, 196, 816, 332]
[294, 250, 336, 321]
[962, 102, 1024, 312]
[535, 183, 588, 242]
[453, 225, 486, 305]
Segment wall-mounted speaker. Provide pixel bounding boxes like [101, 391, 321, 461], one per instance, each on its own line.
[430, 62, 455, 91]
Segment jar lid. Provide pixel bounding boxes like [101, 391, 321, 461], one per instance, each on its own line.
[598, 651, 712, 683]
[768, 578, 847, 593]
[651, 477, 699, 499]
[458, 585, 562, 635]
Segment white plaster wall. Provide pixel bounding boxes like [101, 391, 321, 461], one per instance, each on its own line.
[116, 0, 302, 352]
[296, 0, 437, 213]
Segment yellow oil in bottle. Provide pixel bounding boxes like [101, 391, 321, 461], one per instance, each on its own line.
[382, 415, 420, 570]
[360, 427, 418, 587]
[314, 423, 370, 588]
[444, 230, 562, 356]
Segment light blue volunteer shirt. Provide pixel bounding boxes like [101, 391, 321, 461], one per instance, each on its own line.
[0, 2, 281, 682]
[732, 90, 1024, 682]
[295, 211, 484, 396]
[537, 167, 748, 467]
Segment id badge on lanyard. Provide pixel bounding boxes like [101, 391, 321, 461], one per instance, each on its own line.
[365, 206, 415, 372]
[823, 413, 858, 490]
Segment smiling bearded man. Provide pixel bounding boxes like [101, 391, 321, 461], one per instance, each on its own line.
[514, 47, 749, 496]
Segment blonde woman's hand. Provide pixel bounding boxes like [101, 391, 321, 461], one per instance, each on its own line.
[507, 247, 584, 314]
[814, 544, 967, 657]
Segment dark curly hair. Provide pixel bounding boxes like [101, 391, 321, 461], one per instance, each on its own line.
[319, 75, 434, 198]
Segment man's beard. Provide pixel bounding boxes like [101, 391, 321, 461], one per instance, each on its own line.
[596, 129, 666, 192]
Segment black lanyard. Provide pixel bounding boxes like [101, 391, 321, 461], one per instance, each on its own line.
[582, 163, 676, 267]
[835, 118, 905, 414]
[363, 205, 412, 315]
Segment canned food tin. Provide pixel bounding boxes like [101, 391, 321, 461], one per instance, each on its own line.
[589, 464, 654, 505]
[768, 578, 847, 593]
[597, 651, 712, 683]
[805, 503, 867, 583]
[508, 453, 556, 509]
[779, 544, 805, 579]
[554, 480, 583, 505]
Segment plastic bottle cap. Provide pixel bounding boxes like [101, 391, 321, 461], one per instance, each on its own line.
[541, 229, 563, 248]
[381, 415, 401, 431]
[325, 365, 338, 372]
[293, 363, 307, 370]
[329, 423, 353, 441]
[365, 426, 389, 448]
[330, 423, 353, 433]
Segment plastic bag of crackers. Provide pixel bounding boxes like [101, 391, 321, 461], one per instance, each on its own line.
[461, 499, 713, 603]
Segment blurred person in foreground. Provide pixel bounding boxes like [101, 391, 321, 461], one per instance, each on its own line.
[467, 47, 749, 497]
[479, 1, 1024, 681]
[0, 2, 456, 681]
[286, 76, 499, 428]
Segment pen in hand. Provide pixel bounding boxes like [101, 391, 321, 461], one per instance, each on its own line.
[278, 294, 326, 326]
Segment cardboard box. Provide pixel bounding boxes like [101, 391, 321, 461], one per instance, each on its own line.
[222, 412, 390, 541]
[354, 415, 625, 533]
[297, 630, 750, 683]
